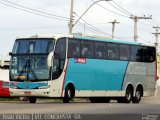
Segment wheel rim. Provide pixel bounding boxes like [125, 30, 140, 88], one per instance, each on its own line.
[67, 89, 72, 98]
[136, 90, 141, 100]
[126, 90, 131, 100]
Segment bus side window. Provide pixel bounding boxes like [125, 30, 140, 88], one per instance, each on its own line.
[94, 42, 107, 59]
[131, 46, 142, 62]
[148, 47, 156, 62]
[68, 39, 80, 58]
[119, 44, 130, 60]
[81, 41, 94, 58]
[107, 43, 119, 60]
[52, 38, 66, 79]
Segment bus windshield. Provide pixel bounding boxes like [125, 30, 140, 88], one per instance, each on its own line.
[10, 38, 55, 81]
[13, 39, 54, 54]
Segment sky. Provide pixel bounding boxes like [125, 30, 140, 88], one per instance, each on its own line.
[0, 0, 160, 58]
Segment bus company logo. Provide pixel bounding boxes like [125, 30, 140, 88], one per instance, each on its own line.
[75, 58, 86, 64]
[142, 113, 159, 120]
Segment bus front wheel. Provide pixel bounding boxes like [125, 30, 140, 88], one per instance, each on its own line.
[28, 97, 37, 103]
[63, 85, 74, 103]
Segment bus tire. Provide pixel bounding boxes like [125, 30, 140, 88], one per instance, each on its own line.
[124, 86, 133, 103]
[28, 97, 37, 103]
[63, 85, 74, 103]
[132, 87, 142, 103]
[19, 97, 28, 101]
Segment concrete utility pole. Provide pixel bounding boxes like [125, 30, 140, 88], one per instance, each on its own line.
[130, 15, 152, 42]
[109, 20, 119, 39]
[152, 26, 160, 53]
[152, 26, 160, 96]
[69, 0, 74, 34]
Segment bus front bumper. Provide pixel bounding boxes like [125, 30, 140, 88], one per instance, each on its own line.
[9, 88, 52, 97]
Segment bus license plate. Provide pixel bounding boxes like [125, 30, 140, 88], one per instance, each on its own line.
[24, 91, 31, 95]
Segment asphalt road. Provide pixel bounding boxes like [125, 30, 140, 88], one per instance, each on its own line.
[0, 97, 160, 120]
[0, 97, 160, 114]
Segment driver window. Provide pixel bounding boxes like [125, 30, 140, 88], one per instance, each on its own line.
[52, 38, 66, 79]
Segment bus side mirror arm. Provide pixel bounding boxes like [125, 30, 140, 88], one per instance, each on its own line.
[9, 52, 12, 56]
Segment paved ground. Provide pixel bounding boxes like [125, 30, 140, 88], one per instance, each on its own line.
[0, 86, 159, 120]
[0, 94, 160, 120]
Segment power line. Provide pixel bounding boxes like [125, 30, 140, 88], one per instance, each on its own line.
[152, 19, 160, 25]
[77, 22, 103, 35]
[91, 0, 129, 18]
[0, 0, 69, 21]
[1, 0, 69, 19]
[138, 37, 154, 45]
[74, 12, 112, 37]
[107, 2, 131, 16]
[112, 0, 134, 16]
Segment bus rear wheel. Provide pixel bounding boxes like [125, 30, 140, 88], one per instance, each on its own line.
[117, 86, 133, 103]
[28, 97, 37, 103]
[124, 86, 133, 103]
[132, 87, 142, 103]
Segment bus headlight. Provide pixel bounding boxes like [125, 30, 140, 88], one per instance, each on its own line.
[38, 85, 50, 89]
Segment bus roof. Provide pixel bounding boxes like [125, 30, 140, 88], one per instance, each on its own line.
[74, 35, 141, 45]
[16, 34, 73, 40]
[16, 33, 154, 46]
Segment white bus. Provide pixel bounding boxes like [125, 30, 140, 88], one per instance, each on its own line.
[9, 34, 156, 103]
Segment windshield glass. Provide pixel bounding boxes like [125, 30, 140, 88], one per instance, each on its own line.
[10, 55, 50, 81]
[13, 38, 54, 54]
[10, 38, 55, 81]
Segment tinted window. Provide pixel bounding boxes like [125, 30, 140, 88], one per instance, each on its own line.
[52, 38, 66, 79]
[94, 42, 107, 59]
[120, 44, 130, 60]
[107, 43, 119, 60]
[81, 41, 94, 58]
[148, 47, 156, 62]
[68, 39, 80, 58]
[131, 46, 155, 62]
[55, 39, 66, 59]
[141, 47, 148, 62]
[13, 39, 54, 54]
[131, 46, 141, 62]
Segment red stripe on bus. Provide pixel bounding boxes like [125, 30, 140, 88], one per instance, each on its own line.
[61, 59, 69, 97]
[155, 54, 159, 80]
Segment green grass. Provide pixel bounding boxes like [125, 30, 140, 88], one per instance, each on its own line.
[0, 97, 19, 101]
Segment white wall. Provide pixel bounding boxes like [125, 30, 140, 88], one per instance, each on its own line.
[0, 69, 9, 81]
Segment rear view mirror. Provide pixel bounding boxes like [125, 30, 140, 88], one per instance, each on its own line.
[9, 52, 12, 56]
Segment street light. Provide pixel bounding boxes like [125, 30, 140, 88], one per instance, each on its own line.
[69, 0, 112, 34]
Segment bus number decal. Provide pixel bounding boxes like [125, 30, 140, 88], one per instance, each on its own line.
[74, 58, 86, 64]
